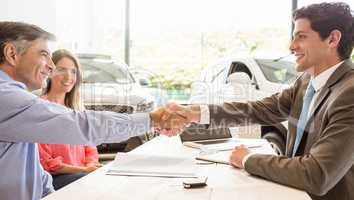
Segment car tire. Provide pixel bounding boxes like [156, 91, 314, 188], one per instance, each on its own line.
[262, 132, 285, 155]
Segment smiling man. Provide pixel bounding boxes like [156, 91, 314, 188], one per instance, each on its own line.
[0, 22, 187, 200]
[163, 2, 354, 200]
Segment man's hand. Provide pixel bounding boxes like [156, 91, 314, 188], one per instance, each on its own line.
[149, 102, 202, 137]
[162, 102, 201, 124]
[229, 144, 250, 169]
[149, 106, 189, 137]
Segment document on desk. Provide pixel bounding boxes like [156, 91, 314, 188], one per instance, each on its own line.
[106, 153, 198, 178]
[196, 139, 276, 165]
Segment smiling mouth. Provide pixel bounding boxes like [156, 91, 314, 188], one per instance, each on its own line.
[62, 83, 73, 86]
[294, 54, 304, 59]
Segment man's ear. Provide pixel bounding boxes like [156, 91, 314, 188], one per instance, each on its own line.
[327, 29, 341, 49]
[3, 43, 18, 66]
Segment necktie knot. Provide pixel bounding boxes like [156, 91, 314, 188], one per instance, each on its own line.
[304, 82, 315, 100]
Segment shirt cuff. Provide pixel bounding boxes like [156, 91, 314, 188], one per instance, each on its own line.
[242, 153, 256, 168]
[199, 105, 210, 124]
[125, 112, 150, 137]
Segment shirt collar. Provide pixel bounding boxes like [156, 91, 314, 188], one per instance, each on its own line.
[0, 69, 13, 81]
[0, 69, 27, 90]
[311, 61, 344, 92]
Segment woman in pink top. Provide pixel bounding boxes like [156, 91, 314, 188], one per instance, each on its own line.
[38, 49, 101, 190]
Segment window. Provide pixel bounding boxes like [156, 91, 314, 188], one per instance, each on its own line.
[255, 59, 297, 84]
[229, 62, 253, 79]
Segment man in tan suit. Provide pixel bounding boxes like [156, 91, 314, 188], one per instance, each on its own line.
[162, 2, 354, 200]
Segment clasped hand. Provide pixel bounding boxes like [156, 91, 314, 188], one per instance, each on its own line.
[150, 102, 198, 137]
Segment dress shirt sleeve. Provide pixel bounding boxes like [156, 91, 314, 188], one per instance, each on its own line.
[84, 146, 100, 164]
[40, 165, 55, 197]
[38, 144, 64, 173]
[0, 82, 150, 145]
[199, 105, 210, 124]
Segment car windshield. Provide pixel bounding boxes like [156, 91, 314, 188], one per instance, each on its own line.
[80, 59, 135, 84]
[197, 61, 228, 83]
[255, 59, 298, 84]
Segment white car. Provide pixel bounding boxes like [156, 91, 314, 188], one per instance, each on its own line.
[78, 54, 155, 113]
[189, 56, 298, 155]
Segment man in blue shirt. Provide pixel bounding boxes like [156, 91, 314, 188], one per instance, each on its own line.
[0, 21, 186, 200]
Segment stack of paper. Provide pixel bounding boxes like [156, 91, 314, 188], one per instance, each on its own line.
[106, 153, 198, 178]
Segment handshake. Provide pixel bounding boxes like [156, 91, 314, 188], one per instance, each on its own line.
[149, 103, 202, 137]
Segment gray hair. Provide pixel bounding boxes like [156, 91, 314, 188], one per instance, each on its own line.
[0, 21, 56, 63]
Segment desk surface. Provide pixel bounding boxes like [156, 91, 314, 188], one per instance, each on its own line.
[42, 136, 311, 200]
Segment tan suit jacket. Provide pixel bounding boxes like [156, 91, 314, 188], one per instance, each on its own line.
[208, 60, 354, 200]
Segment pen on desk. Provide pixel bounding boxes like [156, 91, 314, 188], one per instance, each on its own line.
[246, 144, 263, 148]
[196, 160, 215, 165]
[214, 144, 263, 152]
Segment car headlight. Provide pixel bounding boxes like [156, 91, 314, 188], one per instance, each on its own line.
[136, 101, 154, 112]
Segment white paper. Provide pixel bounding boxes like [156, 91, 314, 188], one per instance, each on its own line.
[200, 138, 268, 151]
[196, 139, 276, 165]
[106, 153, 198, 178]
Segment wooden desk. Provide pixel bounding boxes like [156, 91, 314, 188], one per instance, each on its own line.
[42, 136, 311, 200]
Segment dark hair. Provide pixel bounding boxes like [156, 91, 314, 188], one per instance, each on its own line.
[43, 49, 83, 110]
[293, 2, 354, 60]
[0, 21, 56, 64]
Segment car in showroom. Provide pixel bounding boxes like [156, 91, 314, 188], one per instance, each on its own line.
[78, 53, 155, 113]
[188, 56, 298, 155]
[77, 54, 156, 153]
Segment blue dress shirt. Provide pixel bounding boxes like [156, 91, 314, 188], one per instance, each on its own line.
[0, 70, 150, 200]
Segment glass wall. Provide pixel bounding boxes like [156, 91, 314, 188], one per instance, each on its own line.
[55, 0, 295, 103]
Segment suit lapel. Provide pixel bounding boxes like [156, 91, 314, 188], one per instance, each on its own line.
[307, 88, 330, 120]
[308, 60, 353, 119]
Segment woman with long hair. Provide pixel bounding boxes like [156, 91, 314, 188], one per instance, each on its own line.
[38, 49, 101, 190]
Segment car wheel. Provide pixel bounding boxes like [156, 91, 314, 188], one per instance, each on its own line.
[262, 132, 285, 155]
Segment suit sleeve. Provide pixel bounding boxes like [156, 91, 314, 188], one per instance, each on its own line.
[208, 76, 301, 128]
[244, 85, 354, 196]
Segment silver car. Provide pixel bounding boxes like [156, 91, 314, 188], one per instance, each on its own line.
[78, 54, 154, 113]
